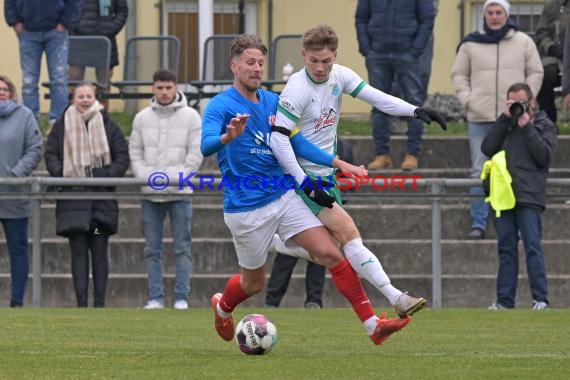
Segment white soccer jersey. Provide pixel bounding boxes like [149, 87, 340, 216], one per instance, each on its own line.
[275, 64, 365, 177]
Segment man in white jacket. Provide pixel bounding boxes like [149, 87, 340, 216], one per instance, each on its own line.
[129, 69, 203, 309]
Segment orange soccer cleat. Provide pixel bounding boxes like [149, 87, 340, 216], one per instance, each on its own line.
[370, 312, 411, 345]
[211, 293, 235, 341]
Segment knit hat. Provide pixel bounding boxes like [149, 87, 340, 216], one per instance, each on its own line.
[484, 0, 510, 17]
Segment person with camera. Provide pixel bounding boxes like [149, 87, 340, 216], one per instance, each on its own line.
[481, 82, 556, 310]
[452, 0, 543, 240]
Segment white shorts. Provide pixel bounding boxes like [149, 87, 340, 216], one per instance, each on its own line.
[224, 191, 322, 269]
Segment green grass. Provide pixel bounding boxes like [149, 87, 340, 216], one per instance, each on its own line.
[0, 308, 568, 379]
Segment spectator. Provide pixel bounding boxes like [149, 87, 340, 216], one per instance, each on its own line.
[388, 0, 440, 135]
[4, 0, 84, 124]
[451, 0, 543, 239]
[129, 69, 203, 310]
[0, 74, 43, 307]
[482, 82, 556, 310]
[355, 0, 436, 170]
[534, 0, 570, 124]
[561, 14, 570, 111]
[69, 0, 128, 109]
[44, 81, 129, 307]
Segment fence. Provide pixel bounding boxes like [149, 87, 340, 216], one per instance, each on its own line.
[2, 176, 570, 308]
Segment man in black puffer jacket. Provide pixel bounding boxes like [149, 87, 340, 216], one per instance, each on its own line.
[355, 0, 435, 170]
[68, 0, 128, 107]
[481, 82, 557, 311]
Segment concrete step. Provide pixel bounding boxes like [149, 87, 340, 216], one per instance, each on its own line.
[1, 275, 568, 308]
[2, 202, 570, 240]
[337, 135, 570, 169]
[2, 239, 569, 276]
[34, 136, 570, 171]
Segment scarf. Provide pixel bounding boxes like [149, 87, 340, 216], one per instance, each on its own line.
[457, 19, 518, 52]
[0, 100, 19, 118]
[63, 101, 111, 177]
[99, 0, 111, 16]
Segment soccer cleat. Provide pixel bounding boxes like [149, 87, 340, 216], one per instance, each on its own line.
[211, 293, 235, 341]
[394, 292, 426, 317]
[370, 312, 411, 345]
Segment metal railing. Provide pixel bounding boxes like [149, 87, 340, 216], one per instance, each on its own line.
[2, 176, 570, 308]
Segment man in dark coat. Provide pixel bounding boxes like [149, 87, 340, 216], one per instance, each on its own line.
[482, 82, 556, 311]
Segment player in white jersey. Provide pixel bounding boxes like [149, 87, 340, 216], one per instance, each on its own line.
[270, 24, 447, 317]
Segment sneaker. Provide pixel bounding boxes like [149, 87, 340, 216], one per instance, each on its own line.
[394, 292, 426, 317]
[144, 299, 164, 309]
[368, 155, 393, 170]
[467, 228, 485, 240]
[370, 312, 411, 345]
[304, 302, 322, 309]
[488, 302, 507, 310]
[400, 154, 418, 170]
[211, 293, 235, 341]
[532, 300, 549, 310]
[174, 300, 188, 310]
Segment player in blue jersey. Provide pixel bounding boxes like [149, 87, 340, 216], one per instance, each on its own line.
[268, 24, 447, 317]
[201, 34, 411, 346]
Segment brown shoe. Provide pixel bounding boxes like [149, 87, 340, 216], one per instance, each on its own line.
[401, 154, 418, 170]
[368, 155, 393, 170]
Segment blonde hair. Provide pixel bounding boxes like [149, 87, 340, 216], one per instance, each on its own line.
[302, 24, 339, 52]
[230, 34, 268, 59]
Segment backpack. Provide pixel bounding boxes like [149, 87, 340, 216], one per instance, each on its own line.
[480, 150, 516, 217]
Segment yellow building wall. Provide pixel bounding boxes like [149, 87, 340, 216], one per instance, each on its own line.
[0, 4, 127, 113]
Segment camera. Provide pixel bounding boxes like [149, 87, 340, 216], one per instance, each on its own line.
[509, 100, 529, 118]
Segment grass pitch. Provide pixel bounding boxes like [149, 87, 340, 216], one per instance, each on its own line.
[0, 308, 568, 379]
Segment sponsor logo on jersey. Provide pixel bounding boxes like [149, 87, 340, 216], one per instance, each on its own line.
[314, 108, 337, 131]
[331, 83, 340, 97]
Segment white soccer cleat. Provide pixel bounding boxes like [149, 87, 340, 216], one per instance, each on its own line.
[394, 292, 426, 318]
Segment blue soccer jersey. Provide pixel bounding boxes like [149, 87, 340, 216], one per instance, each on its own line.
[201, 87, 289, 212]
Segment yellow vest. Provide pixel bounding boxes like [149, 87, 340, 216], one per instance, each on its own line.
[480, 150, 516, 217]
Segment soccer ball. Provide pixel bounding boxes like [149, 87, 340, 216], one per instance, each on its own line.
[235, 314, 278, 355]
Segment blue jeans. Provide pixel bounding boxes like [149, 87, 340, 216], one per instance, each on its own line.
[468, 122, 494, 230]
[493, 207, 548, 308]
[141, 200, 193, 303]
[365, 51, 424, 156]
[1, 218, 29, 306]
[17, 29, 69, 121]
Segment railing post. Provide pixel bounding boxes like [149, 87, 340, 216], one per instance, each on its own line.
[31, 179, 42, 307]
[430, 181, 443, 309]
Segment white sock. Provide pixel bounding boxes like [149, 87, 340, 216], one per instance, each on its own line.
[343, 238, 403, 305]
[217, 303, 232, 318]
[364, 315, 379, 335]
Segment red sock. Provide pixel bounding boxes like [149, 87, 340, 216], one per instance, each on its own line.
[330, 259, 375, 322]
[219, 274, 249, 313]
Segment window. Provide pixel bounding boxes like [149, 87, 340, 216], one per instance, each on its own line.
[472, 2, 544, 36]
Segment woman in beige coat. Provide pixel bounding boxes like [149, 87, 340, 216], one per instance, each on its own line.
[451, 0, 543, 239]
